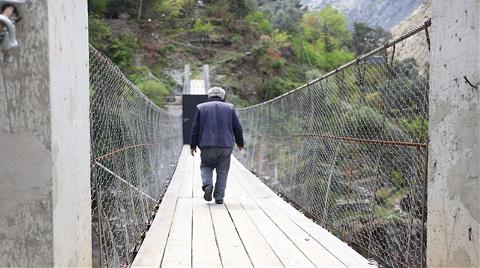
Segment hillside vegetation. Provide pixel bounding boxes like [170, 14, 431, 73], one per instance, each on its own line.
[88, 0, 392, 107]
[301, 0, 423, 30]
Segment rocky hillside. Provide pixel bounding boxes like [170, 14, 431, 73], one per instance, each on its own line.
[89, 0, 431, 108]
[301, 0, 423, 30]
[89, 1, 367, 106]
[391, 0, 431, 66]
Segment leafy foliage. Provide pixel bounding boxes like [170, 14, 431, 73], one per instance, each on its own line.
[192, 19, 215, 35]
[263, 77, 302, 99]
[353, 22, 392, 55]
[88, 0, 393, 104]
[154, 0, 196, 19]
[89, 18, 138, 70]
[302, 6, 351, 51]
[88, 0, 108, 15]
[137, 80, 170, 106]
[128, 66, 174, 107]
[245, 11, 273, 34]
[258, 0, 303, 33]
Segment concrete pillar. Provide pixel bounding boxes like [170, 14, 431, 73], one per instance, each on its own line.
[183, 64, 191, 94]
[0, 0, 91, 267]
[203, 64, 210, 93]
[428, 1, 479, 267]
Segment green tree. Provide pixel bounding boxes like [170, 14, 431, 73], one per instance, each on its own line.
[271, 30, 291, 49]
[302, 6, 351, 52]
[259, 0, 303, 33]
[229, 0, 250, 12]
[155, 0, 183, 19]
[192, 19, 215, 35]
[137, 79, 170, 107]
[352, 22, 392, 55]
[292, 35, 353, 71]
[88, 0, 108, 15]
[89, 18, 112, 52]
[204, 0, 253, 19]
[245, 11, 273, 34]
[89, 18, 138, 71]
[105, 0, 131, 18]
[292, 6, 354, 71]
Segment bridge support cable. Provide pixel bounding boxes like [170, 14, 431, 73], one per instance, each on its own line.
[234, 20, 431, 268]
[89, 47, 183, 267]
[95, 161, 157, 203]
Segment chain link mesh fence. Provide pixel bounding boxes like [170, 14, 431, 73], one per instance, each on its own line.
[89, 47, 183, 267]
[234, 20, 431, 268]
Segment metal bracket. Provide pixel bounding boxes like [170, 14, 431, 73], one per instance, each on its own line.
[0, 0, 25, 53]
[0, 0, 25, 4]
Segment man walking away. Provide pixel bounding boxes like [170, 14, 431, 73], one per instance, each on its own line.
[190, 87, 244, 204]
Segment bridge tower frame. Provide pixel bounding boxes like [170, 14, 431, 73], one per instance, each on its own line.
[0, 0, 91, 266]
[428, 1, 479, 266]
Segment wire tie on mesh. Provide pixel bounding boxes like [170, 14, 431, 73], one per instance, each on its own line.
[95, 161, 157, 203]
[390, 45, 396, 65]
[464, 75, 478, 89]
[425, 21, 431, 51]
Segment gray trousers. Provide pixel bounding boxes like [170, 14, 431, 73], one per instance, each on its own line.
[200, 147, 233, 200]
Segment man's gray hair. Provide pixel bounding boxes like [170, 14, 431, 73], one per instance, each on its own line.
[207, 87, 226, 100]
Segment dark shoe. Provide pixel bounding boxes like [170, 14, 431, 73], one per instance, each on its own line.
[215, 199, 224, 204]
[203, 185, 213, 201]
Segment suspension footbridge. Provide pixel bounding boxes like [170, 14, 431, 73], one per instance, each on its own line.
[88, 20, 432, 268]
[2, 1, 479, 266]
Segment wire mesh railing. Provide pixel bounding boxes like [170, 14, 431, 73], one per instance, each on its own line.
[89, 47, 183, 267]
[234, 20, 431, 268]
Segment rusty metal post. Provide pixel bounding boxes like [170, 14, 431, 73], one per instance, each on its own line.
[420, 149, 428, 268]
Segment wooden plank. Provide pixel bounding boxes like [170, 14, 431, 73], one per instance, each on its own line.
[192, 199, 222, 267]
[230, 157, 276, 198]
[192, 153, 204, 199]
[132, 147, 189, 268]
[178, 154, 194, 198]
[231, 162, 346, 267]
[192, 153, 252, 267]
[131, 196, 178, 268]
[223, 191, 283, 267]
[231, 156, 375, 268]
[228, 178, 314, 267]
[210, 202, 253, 267]
[255, 198, 346, 267]
[162, 197, 193, 268]
[163, 148, 189, 199]
[268, 197, 375, 268]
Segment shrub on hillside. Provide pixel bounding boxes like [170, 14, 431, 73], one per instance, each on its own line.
[137, 79, 170, 107]
[245, 11, 273, 35]
[89, 18, 138, 71]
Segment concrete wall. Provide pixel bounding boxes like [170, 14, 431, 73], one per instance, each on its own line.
[0, 0, 91, 266]
[428, 1, 479, 267]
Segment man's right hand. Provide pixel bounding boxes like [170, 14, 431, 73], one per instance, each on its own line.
[238, 145, 244, 151]
[191, 147, 197, 156]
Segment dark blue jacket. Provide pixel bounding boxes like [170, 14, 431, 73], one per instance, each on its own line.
[190, 99, 244, 149]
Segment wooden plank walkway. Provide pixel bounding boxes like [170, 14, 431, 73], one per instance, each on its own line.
[132, 146, 376, 268]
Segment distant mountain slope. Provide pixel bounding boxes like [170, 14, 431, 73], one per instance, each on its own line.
[301, 0, 423, 30]
[391, 0, 431, 66]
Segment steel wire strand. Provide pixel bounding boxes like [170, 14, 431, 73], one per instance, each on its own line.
[89, 46, 183, 267]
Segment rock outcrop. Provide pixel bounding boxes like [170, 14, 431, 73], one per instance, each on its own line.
[301, 0, 423, 30]
[391, 0, 432, 67]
